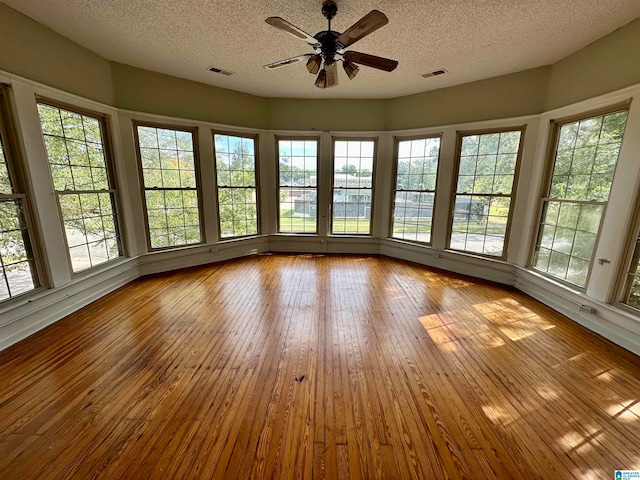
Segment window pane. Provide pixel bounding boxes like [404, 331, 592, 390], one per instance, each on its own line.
[0, 199, 37, 301]
[0, 90, 38, 301]
[449, 130, 521, 257]
[0, 137, 13, 193]
[392, 137, 440, 244]
[39, 103, 122, 271]
[278, 139, 318, 233]
[136, 126, 201, 249]
[332, 140, 375, 235]
[622, 238, 640, 310]
[533, 109, 628, 287]
[57, 192, 121, 272]
[214, 134, 259, 238]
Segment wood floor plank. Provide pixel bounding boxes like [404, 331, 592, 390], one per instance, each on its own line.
[0, 254, 639, 479]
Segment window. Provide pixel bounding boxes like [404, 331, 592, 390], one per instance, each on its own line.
[278, 138, 318, 233]
[391, 136, 441, 244]
[38, 102, 122, 272]
[533, 107, 628, 287]
[449, 129, 523, 257]
[213, 133, 259, 238]
[0, 86, 39, 301]
[332, 139, 375, 234]
[621, 235, 640, 309]
[135, 124, 202, 249]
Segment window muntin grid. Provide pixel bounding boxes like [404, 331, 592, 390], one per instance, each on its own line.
[38, 103, 122, 272]
[213, 133, 258, 238]
[0, 122, 37, 301]
[392, 137, 440, 244]
[332, 140, 375, 235]
[621, 236, 640, 310]
[136, 125, 202, 249]
[278, 139, 318, 233]
[449, 130, 522, 257]
[533, 109, 628, 287]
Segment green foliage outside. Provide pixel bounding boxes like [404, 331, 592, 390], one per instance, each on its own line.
[38, 104, 121, 270]
[337, 163, 372, 178]
[138, 126, 201, 248]
[395, 138, 440, 192]
[535, 110, 629, 287]
[215, 134, 258, 238]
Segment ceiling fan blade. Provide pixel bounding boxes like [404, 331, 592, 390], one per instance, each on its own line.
[264, 54, 312, 70]
[337, 10, 388, 47]
[265, 17, 318, 45]
[343, 51, 398, 72]
[325, 62, 339, 87]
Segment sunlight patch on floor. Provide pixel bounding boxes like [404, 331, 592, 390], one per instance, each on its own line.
[481, 404, 520, 427]
[474, 298, 555, 331]
[418, 313, 451, 330]
[425, 325, 458, 352]
[474, 331, 506, 348]
[498, 320, 539, 341]
[536, 384, 560, 401]
[606, 400, 640, 422]
[573, 468, 606, 479]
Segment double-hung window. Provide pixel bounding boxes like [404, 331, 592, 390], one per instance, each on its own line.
[135, 124, 202, 249]
[278, 138, 318, 233]
[448, 129, 524, 257]
[391, 136, 441, 244]
[213, 133, 259, 239]
[621, 231, 640, 309]
[532, 106, 628, 287]
[332, 139, 376, 235]
[38, 101, 123, 272]
[0, 85, 39, 301]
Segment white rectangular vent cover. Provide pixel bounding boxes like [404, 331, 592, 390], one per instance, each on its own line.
[421, 69, 448, 78]
[208, 66, 234, 76]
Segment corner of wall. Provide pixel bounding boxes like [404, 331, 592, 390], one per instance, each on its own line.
[545, 17, 640, 110]
[0, 3, 115, 105]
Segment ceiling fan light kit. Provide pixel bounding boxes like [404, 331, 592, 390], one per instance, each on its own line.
[264, 0, 398, 88]
[343, 60, 359, 79]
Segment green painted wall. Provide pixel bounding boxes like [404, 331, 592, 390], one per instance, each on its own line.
[1, 2, 639, 130]
[545, 18, 640, 110]
[386, 67, 551, 130]
[0, 3, 114, 105]
[111, 63, 268, 129]
[266, 98, 387, 131]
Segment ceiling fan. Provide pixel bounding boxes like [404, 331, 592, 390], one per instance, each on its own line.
[264, 0, 398, 88]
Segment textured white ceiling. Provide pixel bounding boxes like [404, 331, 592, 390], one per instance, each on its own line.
[4, 0, 640, 99]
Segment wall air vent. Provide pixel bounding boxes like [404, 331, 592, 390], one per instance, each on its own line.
[208, 66, 234, 76]
[421, 69, 448, 78]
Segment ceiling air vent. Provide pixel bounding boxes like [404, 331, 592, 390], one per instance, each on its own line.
[208, 66, 234, 76]
[421, 68, 448, 78]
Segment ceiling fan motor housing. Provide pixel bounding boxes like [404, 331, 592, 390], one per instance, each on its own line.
[314, 30, 343, 63]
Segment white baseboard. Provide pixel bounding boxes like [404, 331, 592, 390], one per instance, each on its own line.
[138, 237, 270, 276]
[0, 260, 139, 351]
[380, 239, 516, 285]
[515, 268, 640, 356]
[2, 238, 638, 358]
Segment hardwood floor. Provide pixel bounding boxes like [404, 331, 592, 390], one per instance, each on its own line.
[1, 254, 639, 479]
